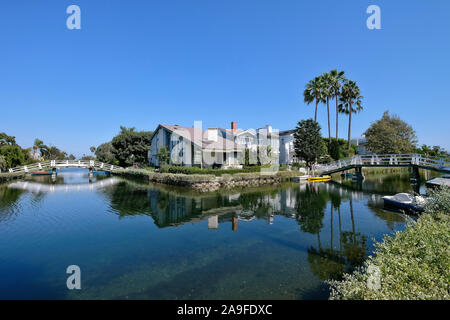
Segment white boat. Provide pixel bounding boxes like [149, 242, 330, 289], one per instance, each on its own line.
[382, 193, 427, 213]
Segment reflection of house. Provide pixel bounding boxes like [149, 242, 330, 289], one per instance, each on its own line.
[208, 215, 218, 229]
[351, 135, 370, 155]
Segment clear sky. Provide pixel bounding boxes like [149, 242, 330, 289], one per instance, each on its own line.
[1, 0, 449, 157]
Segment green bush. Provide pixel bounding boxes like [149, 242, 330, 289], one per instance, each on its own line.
[425, 187, 450, 217]
[327, 188, 450, 300]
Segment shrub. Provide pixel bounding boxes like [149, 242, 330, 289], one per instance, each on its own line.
[425, 187, 450, 217]
[327, 188, 450, 300]
[159, 165, 271, 176]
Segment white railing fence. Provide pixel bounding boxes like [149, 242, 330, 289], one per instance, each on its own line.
[5, 160, 122, 174]
[313, 154, 450, 174]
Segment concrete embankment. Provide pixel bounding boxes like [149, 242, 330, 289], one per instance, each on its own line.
[112, 169, 298, 192]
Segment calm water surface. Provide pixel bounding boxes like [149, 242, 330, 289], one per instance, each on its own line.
[0, 169, 430, 299]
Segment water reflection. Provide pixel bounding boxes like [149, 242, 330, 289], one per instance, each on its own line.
[8, 178, 120, 193]
[0, 172, 410, 299]
[98, 179, 403, 284]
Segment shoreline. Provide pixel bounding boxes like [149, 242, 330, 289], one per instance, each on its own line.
[112, 169, 300, 192]
[0, 172, 26, 184]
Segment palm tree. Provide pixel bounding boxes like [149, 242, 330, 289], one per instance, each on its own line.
[329, 70, 346, 140]
[321, 72, 333, 145]
[303, 76, 325, 122]
[339, 80, 363, 151]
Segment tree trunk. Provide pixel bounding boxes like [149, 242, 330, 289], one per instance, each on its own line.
[314, 99, 318, 122]
[335, 96, 339, 140]
[327, 98, 331, 146]
[347, 103, 352, 151]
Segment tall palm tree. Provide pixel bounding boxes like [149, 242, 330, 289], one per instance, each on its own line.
[321, 72, 333, 145]
[329, 70, 346, 140]
[303, 76, 325, 122]
[339, 80, 363, 151]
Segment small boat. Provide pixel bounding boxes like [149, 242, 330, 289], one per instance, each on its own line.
[426, 177, 450, 189]
[31, 171, 55, 176]
[291, 175, 309, 182]
[382, 193, 427, 213]
[307, 176, 331, 182]
[92, 171, 110, 175]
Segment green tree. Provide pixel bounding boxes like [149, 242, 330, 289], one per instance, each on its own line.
[157, 146, 170, 166]
[111, 126, 153, 167]
[95, 142, 117, 164]
[339, 80, 363, 151]
[90, 146, 96, 154]
[329, 69, 346, 140]
[304, 76, 325, 122]
[416, 144, 448, 158]
[0, 133, 17, 146]
[293, 119, 324, 168]
[364, 111, 417, 154]
[0, 145, 25, 169]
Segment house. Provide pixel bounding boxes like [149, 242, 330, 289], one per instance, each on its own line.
[149, 122, 283, 168]
[351, 135, 370, 154]
[149, 123, 245, 168]
[279, 130, 299, 164]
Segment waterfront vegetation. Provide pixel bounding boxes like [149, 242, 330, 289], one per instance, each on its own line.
[328, 187, 450, 300]
[113, 167, 299, 192]
[364, 111, 418, 155]
[159, 164, 275, 176]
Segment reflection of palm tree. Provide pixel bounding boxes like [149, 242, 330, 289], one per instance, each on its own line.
[350, 197, 356, 243]
[307, 247, 346, 281]
[306, 191, 368, 282]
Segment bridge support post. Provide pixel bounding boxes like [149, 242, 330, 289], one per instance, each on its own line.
[354, 166, 364, 181]
[410, 165, 421, 193]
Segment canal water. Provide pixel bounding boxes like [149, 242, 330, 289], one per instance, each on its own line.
[0, 169, 430, 299]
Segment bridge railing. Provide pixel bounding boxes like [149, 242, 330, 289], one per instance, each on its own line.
[5, 160, 123, 173]
[313, 153, 450, 174]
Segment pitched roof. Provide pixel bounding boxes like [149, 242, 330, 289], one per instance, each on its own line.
[160, 124, 244, 152]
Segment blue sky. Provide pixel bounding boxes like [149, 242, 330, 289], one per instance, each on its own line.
[1, 0, 449, 157]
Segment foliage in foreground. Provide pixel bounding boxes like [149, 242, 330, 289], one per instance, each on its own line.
[328, 187, 450, 300]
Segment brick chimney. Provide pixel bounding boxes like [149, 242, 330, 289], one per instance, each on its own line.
[231, 121, 237, 133]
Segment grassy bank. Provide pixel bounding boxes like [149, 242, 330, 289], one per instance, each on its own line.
[328, 187, 450, 300]
[0, 172, 25, 183]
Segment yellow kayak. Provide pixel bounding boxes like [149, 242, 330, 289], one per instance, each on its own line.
[307, 176, 331, 182]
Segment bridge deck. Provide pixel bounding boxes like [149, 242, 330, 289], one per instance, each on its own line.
[313, 154, 450, 176]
